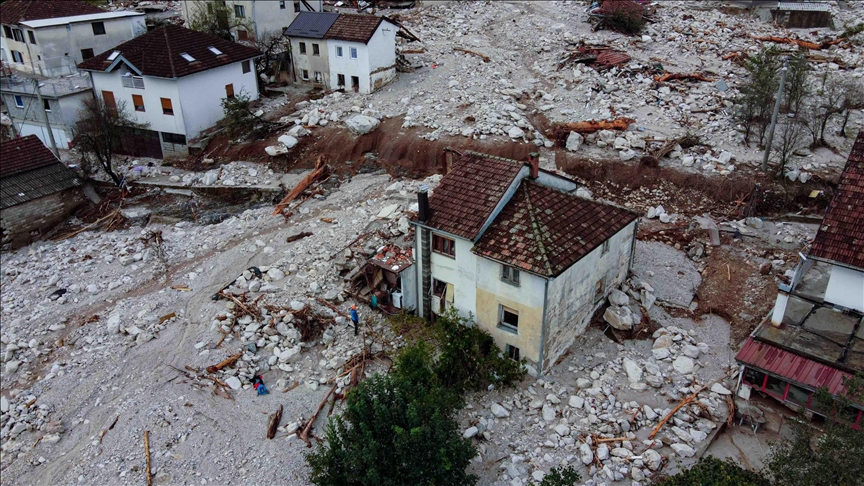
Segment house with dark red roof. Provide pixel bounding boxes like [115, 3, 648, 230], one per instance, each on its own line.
[0, 135, 84, 247]
[283, 12, 397, 93]
[78, 25, 262, 158]
[735, 131, 864, 428]
[410, 150, 638, 375]
[0, 0, 145, 77]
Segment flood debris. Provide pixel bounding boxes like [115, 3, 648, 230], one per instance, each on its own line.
[273, 157, 329, 216]
[558, 43, 631, 71]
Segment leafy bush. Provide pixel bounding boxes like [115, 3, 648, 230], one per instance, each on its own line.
[220, 90, 273, 139]
[539, 465, 581, 486]
[654, 457, 770, 486]
[597, 0, 646, 35]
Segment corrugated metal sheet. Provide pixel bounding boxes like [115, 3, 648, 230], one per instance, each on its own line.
[283, 11, 339, 39]
[736, 337, 852, 396]
[1, 163, 82, 209]
[596, 51, 631, 67]
[776, 2, 830, 12]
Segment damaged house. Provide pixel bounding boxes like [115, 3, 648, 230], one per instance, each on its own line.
[411, 150, 638, 375]
[735, 131, 864, 429]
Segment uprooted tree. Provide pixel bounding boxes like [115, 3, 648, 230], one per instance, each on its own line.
[220, 89, 275, 139]
[246, 31, 291, 91]
[74, 97, 145, 187]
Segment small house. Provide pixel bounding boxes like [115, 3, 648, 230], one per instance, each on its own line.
[284, 12, 397, 94]
[180, 0, 323, 41]
[410, 150, 638, 375]
[0, 135, 84, 247]
[77, 25, 262, 159]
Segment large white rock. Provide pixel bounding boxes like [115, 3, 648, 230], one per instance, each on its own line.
[508, 126, 525, 139]
[542, 403, 556, 422]
[107, 313, 122, 334]
[268, 268, 285, 281]
[643, 449, 662, 471]
[711, 383, 732, 395]
[287, 125, 310, 137]
[609, 289, 630, 306]
[566, 132, 584, 152]
[277, 134, 298, 149]
[491, 403, 510, 418]
[672, 356, 695, 374]
[345, 115, 380, 135]
[225, 376, 243, 390]
[613, 137, 630, 150]
[619, 149, 637, 161]
[671, 443, 696, 458]
[623, 358, 643, 383]
[463, 426, 478, 439]
[0, 396, 9, 413]
[603, 305, 633, 330]
[377, 204, 400, 219]
[265, 145, 289, 156]
[569, 395, 584, 409]
[579, 442, 594, 465]
[653, 334, 673, 349]
[643, 405, 657, 420]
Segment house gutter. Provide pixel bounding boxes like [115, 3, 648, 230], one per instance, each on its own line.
[537, 278, 550, 378]
[627, 219, 639, 273]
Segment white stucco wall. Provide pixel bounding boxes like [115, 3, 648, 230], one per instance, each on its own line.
[290, 37, 330, 86]
[91, 69, 186, 136]
[0, 28, 38, 74]
[327, 39, 369, 93]
[175, 61, 259, 138]
[427, 236, 478, 320]
[825, 265, 864, 312]
[182, 0, 322, 40]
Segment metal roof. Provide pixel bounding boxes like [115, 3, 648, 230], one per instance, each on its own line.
[775, 2, 831, 11]
[283, 11, 339, 39]
[736, 337, 855, 399]
[20, 11, 144, 28]
[0, 163, 82, 209]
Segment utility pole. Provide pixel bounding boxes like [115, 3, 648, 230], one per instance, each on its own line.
[34, 81, 59, 159]
[762, 59, 789, 172]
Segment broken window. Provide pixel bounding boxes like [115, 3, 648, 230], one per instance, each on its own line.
[765, 375, 787, 398]
[602, 239, 610, 255]
[432, 234, 455, 257]
[312, 43, 320, 56]
[431, 278, 453, 314]
[501, 265, 520, 286]
[743, 367, 766, 389]
[506, 344, 520, 361]
[337, 74, 345, 87]
[313, 71, 322, 83]
[299, 42, 306, 54]
[593, 277, 605, 303]
[499, 305, 519, 333]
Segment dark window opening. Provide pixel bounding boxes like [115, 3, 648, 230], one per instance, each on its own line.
[294, 1, 301, 12]
[602, 239, 610, 255]
[234, 4, 245, 17]
[301, 69, 309, 80]
[499, 306, 519, 333]
[502, 265, 520, 286]
[786, 384, 810, 406]
[28, 31, 36, 44]
[161, 132, 186, 145]
[743, 367, 767, 389]
[43, 99, 50, 111]
[12, 29, 24, 42]
[299, 42, 306, 54]
[3, 26, 12, 39]
[432, 234, 455, 257]
[81, 48, 95, 60]
[594, 278, 605, 303]
[237, 29, 248, 40]
[337, 74, 345, 87]
[279, 0, 286, 8]
[765, 375, 787, 398]
[506, 344, 520, 361]
[242, 60, 251, 73]
[312, 43, 320, 56]
[11, 50, 23, 63]
[92, 22, 106, 35]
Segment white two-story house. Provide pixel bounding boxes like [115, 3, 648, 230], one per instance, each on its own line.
[284, 12, 397, 94]
[411, 150, 638, 375]
[0, 0, 146, 77]
[78, 25, 261, 159]
[181, 0, 322, 41]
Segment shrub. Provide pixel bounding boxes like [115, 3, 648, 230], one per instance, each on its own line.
[654, 457, 770, 486]
[539, 465, 581, 486]
[597, 0, 646, 35]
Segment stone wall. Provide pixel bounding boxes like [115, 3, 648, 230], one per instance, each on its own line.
[0, 189, 85, 247]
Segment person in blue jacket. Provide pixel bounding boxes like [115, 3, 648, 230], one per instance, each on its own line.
[350, 305, 359, 336]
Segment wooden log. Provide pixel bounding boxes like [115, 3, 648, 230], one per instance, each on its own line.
[453, 47, 490, 63]
[556, 117, 635, 134]
[315, 297, 351, 320]
[649, 372, 733, 439]
[144, 430, 153, 486]
[267, 405, 283, 439]
[654, 72, 715, 83]
[205, 351, 242, 374]
[158, 312, 176, 323]
[273, 157, 327, 215]
[286, 232, 313, 243]
[752, 35, 845, 50]
[282, 381, 300, 393]
[300, 383, 338, 447]
[99, 414, 120, 444]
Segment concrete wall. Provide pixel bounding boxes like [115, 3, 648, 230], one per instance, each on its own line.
[327, 39, 366, 92]
[290, 37, 330, 87]
[91, 68, 186, 136]
[181, 0, 322, 40]
[543, 220, 636, 371]
[175, 60, 259, 138]
[475, 257, 546, 367]
[426, 236, 478, 320]
[0, 189, 85, 246]
[366, 21, 396, 91]
[0, 91, 91, 148]
[825, 265, 864, 312]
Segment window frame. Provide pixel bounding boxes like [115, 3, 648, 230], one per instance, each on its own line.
[337, 74, 345, 87]
[27, 31, 36, 44]
[81, 48, 95, 60]
[336, 46, 343, 57]
[161, 132, 186, 145]
[312, 43, 320, 56]
[298, 42, 306, 55]
[279, 0, 286, 9]
[43, 98, 51, 112]
[601, 239, 610, 255]
[506, 344, 520, 361]
[91, 22, 106, 36]
[432, 234, 455, 258]
[12, 28, 24, 42]
[160, 97, 174, 116]
[237, 29, 248, 40]
[234, 4, 245, 17]
[293, 0, 301, 12]
[242, 60, 251, 74]
[225, 83, 235, 99]
[11, 50, 23, 63]
[593, 277, 605, 303]
[498, 305, 519, 334]
[350, 47, 358, 59]
[14, 95, 24, 108]
[3, 26, 12, 39]
[131, 94, 145, 112]
[765, 375, 788, 400]
[301, 69, 309, 80]
[501, 265, 520, 286]
[121, 75, 145, 89]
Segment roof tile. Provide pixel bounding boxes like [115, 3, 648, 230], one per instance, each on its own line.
[0, 0, 102, 25]
[0, 135, 60, 178]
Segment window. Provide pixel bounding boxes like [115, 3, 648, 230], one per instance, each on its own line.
[43, 99, 51, 112]
[180, 52, 196, 62]
[27, 31, 36, 44]
[14, 95, 24, 108]
[161, 132, 186, 145]
[234, 4, 245, 17]
[279, 0, 286, 8]
[432, 234, 455, 257]
[242, 60, 251, 73]
[294, 1, 301, 12]
[81, 48, 95, 60]
[506, 344, 520, 361]
[499, 305, 519, 333]
[501, 265, 520, 286]
[743, 367, 767, 389]
[121, 75, 145, 89]
[336, 46, 343, 57]
[2, 26, 11, 39]
[765, 375, 787, 398]
[107, 50, 120, 61]
[301, 69, 309, 80]
[313, 71, 322, 83]
[312, 43, 320, 56]
[102, 90, 117, 114]
[299, 42, 306, 54]
[161, 98, 173, 115]
[12, 29, 24, 42]
[92, 22, 106, 35]
[601, 239, 610, 255]
[237, 29, 248, 40]
[225, 83, 235, 98]
[786, 384, 810, 406]
[11, 50, 23, 63]
[594, 277, 605, 303]
[132, 94, 145, 112]
[337, 74, 345, 87]
[350, 47, 358, 59]
[208, 46, 223, 55]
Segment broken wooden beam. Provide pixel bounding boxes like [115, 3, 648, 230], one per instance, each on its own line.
[300, 383, 338, 447]
[649, 371, 733, 439]
[267, 405, 283, 439]
[144, 430, 153, 486]
[752, 35, 845, 50]
[556, 117, 635, 134]
[654, 72, 715, 83]
[205, 350, 242, 374]
[453, 47, 490, 63]
[286, 232, 313, 243]
[273, 157, 327, 216]
[99, 414, 120, 444]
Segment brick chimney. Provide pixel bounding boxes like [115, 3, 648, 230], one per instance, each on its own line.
[528, 152, 540, 179]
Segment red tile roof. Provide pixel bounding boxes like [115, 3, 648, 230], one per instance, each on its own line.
[473, 181, 637, 277]
[736, 337, 858, 403]
[323, 13, 386, 43]
[810, 131, 864, 270]
[424, 152, 524, 240]
[0, 135, 60, 178]
[0, 0, 103, 25]
[77, 25, 261, 78]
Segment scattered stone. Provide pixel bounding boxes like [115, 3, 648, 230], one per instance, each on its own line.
[711, 383, 732, 395]
[671, 443, 696, 458]
[491, 403, 510, 418]
[225, 376, 243, 390]
[463, 426, 479, 439]
[672, 356, 695, 374]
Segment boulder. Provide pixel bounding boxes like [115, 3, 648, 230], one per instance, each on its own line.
[542, 403, 556, 422]
[463, 426, 479, 439]
[604, 305, 633, 330]
[711, 383, 732, 395]
[566, 132, 584, 152]
[491, 403, 510, 418]
[569, 396, 584, 409]
[653, 334, 673, 349]
[672, 356, 695, 374]
[107, 313, 122, 334]
[613, 137, 630, 150]
[623, 358, 643, 383]
[268, 268, 285, 281]
[287, 125, 310, 138]
[225, 376, 243, 390]
[277, 134, 298, 149]
[580, 442, 594, 465]
[643, 449, 662, 471]
[682, 345, 700, 359]
[507, 126, 525, 139]
[671, 443, 696, 458]
[643, 405, 657, 420]
[619, 149, 637, 161]
[265, 145, 288, 156]
[640, 290, 656, 310]
[345, 115, 380, 135]
[609, 289, 630, 306]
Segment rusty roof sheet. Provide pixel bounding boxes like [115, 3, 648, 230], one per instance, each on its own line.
[368, 244, 414, 273]
[736, 337, 857, 401]
[424, 152, 524, 240]
[810, 131, 864, 270]
[472, 181, 637, 277]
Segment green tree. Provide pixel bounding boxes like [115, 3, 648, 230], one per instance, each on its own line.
[765, 373, 864, 486]
[736, 46, 782, 145]
[220, 90, 274, 139]
[306, 343, 478, 486]
[539, 465, 581, 486]
[654, 456, 770, 486]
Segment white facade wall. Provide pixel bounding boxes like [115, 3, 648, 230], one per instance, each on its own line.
[365, 21, 397, 91]
[327, 39, 368, 92]
[17, 123, 71, 149]
[824, 265, 864, 312]
[291, 37, 330, 86]
[175, 61, 259, 139]
[425, 236, 479, 320]
[181, 0, 322, 40]
[0, 29, 35, 73]
[91, 69, 186, 136]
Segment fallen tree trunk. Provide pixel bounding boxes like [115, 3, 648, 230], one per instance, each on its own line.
[300, 383, 338, 447]
[556, 117, 635, 134]
[649, 372, 733, 439]
[654, 72, 715, 83]
[753, 35, 845, 50]
[286, 232, 313, 243]
[453, 47, 490, 63]
[273, 157, 327, 215]
[205, 350, 242, 374]
[267, 404, 283, 439]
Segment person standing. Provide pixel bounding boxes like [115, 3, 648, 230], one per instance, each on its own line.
[350, 305, 359, 336]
